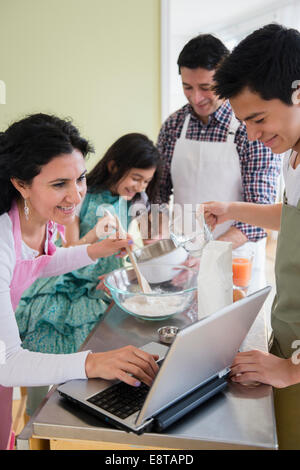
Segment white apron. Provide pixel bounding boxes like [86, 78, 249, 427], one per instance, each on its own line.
[171, 113, 266, 290]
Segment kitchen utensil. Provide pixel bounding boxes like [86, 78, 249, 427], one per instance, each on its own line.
[133, 239, 188, 283]
[169, 205, 213, 256]
[105, 209, 152, 293]
[157, 326, 179, 344]
[104, 264, 197, 320]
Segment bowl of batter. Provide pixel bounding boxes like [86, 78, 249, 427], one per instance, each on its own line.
[104, 264, 197, 320]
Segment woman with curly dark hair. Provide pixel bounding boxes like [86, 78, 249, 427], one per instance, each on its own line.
[0, 114, 158, 449]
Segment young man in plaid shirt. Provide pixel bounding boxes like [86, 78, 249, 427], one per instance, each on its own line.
[156, 34, 281, 280]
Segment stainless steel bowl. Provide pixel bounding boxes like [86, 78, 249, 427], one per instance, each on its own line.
[132, 239, 188, 283]
[158, 326, 179, 344]
[133, 239, 179, 263]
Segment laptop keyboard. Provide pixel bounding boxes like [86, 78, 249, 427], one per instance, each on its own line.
[87, 381, 150, 419]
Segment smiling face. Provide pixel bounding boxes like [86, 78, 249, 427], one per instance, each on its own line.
[112, 167, 156, 200]
[180, 66, 224, 123]
[13, 149, 87, 226]
[230, 87, 300, 154]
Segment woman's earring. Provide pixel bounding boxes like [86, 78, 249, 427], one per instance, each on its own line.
[24, 199, 29, 221]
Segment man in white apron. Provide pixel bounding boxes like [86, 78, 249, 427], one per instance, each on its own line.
[156, 34, 281, 287]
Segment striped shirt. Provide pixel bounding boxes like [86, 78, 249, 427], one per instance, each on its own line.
[156, 101, 282, 242]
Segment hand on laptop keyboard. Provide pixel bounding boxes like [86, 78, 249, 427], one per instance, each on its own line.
[85, 345, 159, 387]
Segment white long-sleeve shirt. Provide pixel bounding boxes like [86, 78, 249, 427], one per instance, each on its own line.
[0, 212, 96, 387]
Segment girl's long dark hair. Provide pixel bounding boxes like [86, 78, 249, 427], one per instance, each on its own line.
[0, 113, 93, 215]
[86, 133, 161, 202]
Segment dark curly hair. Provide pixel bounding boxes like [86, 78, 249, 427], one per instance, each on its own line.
[0, 113, 93, 215]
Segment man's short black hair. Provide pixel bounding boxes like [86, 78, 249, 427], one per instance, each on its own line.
[214, 23, 300, 105]
[177, 34, 229, 73]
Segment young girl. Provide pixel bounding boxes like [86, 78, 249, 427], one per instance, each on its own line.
[15, 132, 161, 415]
[0, 116, 159, 449]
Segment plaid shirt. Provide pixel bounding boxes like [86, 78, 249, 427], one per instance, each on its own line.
[156, 101, 282, 242]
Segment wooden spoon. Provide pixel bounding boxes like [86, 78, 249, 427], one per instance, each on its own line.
[105, 210, 152, 294]
[124, 245, 153, 294]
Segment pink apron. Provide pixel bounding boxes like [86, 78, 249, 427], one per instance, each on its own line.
[0, 200, 64, 450]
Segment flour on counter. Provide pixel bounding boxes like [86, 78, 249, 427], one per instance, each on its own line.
[122, 293, 183, 317]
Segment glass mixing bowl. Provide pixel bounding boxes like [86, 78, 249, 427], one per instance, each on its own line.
[104, 264, 197, 320]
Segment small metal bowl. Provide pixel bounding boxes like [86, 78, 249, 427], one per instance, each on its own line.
[157, 326, 179, 344]
[132, 239, 188, 284]
[133, 239, 180, 263]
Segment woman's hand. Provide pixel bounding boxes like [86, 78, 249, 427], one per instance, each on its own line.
[182, 255, 200, 270]
[170, 256, 200, 287]
[85, 346, 159, 387]
[230, 350, 300, 388]
[96, 274, 111, 294]
[203, 201, 231, 231]
[87, 233, 133, 260]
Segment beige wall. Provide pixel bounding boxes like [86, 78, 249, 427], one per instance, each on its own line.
[0, 0, 161, 170]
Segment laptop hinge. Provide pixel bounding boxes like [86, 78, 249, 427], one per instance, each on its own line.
[152, 374, 228, 432]
[218, 367, 230, 378]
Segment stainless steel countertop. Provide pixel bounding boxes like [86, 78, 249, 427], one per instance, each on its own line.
[17, 279, 278, 450]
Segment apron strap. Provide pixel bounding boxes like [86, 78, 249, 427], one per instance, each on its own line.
[8, 200, 22, 261]
[179, 114, 191, 140]
[283, 191, 288, 205]
[227, 112, 240, 141]
[283, 190, 300, 210]
[179, 110, 240, 143]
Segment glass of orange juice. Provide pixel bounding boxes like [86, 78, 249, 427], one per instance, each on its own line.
[232, 248, 254, 290]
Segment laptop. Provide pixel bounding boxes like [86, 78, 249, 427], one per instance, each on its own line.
[58, 286, 271, 434]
